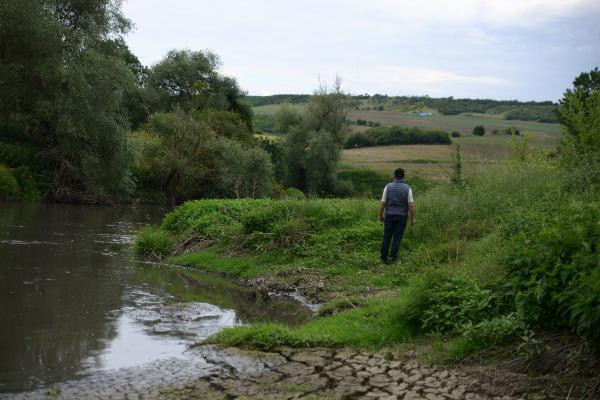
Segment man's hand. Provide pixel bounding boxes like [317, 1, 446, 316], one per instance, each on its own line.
[378, 214, 384, 222]
[411, 218, 416, 225]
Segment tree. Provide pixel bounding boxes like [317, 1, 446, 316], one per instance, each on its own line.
[135, 109, 273, 204]
[283, 78, 349, 194]
[472, 125, 486, 136]
[145, 49, 253, 130]
[557, 67, 600, 155]
[0, 0, 138, 201]
[274, 103, 302, 134]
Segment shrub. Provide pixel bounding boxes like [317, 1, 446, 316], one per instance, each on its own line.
[285, 187, 305, 199]
[451, 131, 461, 138]
[12, 166, 41, 201]
[0, 164, 19, 199]
[472, 125, 485, 136]
[135, 226, 174, 258]
[419, 276, 502, 334]
[504, 126, 520, 136]
[503, 201, 600, 348]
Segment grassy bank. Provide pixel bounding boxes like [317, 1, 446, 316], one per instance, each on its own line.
[135, 158, 599, 358]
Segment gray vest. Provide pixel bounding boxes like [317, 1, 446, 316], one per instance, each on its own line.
[385, 180, 410, 216]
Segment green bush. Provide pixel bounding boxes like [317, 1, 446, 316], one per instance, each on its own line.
[419, 276, 501, 334]
[12, 166, 41, 201]
[285, 187, 305, 199]
[451, 131, 461, 138]
[135, 226, 174, 258]
[503, 201, 600, 347]
[472, 125, 485, 136]
[0, 164, 19, 199]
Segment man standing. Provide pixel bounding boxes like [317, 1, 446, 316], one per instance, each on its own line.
[379, 168, 416, 264]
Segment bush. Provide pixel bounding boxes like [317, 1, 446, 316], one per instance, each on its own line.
[451, 131, 461, 138]
[135, 226, 174, 258]
[12, 166, 41, 201]
[503, 201, 600, 348]
[0, 164, 19, 199]
[285, 187, 305, 199]
[472, 125, 485, 136]
[419, 276, 501, 334]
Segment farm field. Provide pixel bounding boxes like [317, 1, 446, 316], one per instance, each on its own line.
[346, 109, 562, 136]
[253, 102, 561, 181]
[341, 133, 559, 180]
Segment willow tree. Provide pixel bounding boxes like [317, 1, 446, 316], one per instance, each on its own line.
[0, 0, 138, 201]
[284, 79, 349, 195]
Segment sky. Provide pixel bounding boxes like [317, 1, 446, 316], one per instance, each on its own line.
[122, 0, 600, 101]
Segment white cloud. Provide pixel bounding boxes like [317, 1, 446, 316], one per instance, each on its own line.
[122, 0, 600, 100]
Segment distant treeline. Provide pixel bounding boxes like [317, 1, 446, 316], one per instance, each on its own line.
[250, 94, 559, 123]
[245, 94, 311, 107]
[345, 126, 451, 149]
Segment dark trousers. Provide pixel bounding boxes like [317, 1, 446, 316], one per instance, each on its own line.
[380, 214, 408, 261]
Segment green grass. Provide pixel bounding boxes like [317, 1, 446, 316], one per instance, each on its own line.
[347, 109, 561, 136]
[136, 156, 599, 356]
[210, 296, 414, 350]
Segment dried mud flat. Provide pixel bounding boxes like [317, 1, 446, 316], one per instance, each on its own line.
[3, 346, 549, 400]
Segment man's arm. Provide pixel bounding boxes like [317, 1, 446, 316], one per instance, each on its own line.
[379, 185, 387, 221]
[379, 201, 386, 221]
[409, 202, 416, 225]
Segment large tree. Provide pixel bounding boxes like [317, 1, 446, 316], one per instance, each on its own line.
[145, 49, 253, 130]
[284, 79, 349, 194]
[0, 0, 138, 201]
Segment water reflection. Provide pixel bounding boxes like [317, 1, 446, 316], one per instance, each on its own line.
[0, 203, 312, 393]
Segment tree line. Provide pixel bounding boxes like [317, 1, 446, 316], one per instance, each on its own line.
[0, 0, 350, 204]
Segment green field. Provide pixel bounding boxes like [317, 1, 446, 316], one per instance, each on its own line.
[341, 133, 559, 180]
[347, 109, 561, 135]
[254, 103, 561, 181]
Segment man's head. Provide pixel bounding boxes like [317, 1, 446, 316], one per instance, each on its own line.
[394, 168, 405, 179]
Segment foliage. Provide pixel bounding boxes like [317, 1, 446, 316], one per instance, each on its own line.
[345, 126, 451, 148]
[0, 164, 19, 199]
[472, 125, 486, 136]
[283, 80, 349, 194]
[419, 277, 501, 334]
[505, 106, 558, 123]
[556, 67, 600, 188]
[450, 144, 464, 189]
[274, 103, 303, 134]
[134, 109, 273, 204]
[256, 138, 286, 182]
[244, 94, 311, 107]
[432, 313, 530, 363]
[134, 225, 174, 258]
[502, 201, 600, 348]
[285, 187, 305, 199]
[0, 0, 138, 202]
[451, 131, 461, 138]
[253, 113, 276, 133]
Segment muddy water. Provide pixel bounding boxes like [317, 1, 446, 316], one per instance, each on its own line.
[0, 203, 312, 393]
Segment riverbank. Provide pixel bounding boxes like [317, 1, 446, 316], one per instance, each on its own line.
[135, 159, 599, 397]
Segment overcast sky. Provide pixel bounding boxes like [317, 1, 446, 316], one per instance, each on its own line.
[122, 0, 600, 101]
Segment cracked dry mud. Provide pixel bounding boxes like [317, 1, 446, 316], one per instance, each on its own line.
[2, 346, 530, 400]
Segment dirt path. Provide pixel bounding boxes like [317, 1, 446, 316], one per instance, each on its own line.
[3, 346, 538, 400]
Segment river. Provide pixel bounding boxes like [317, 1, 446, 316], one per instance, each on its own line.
[0, 203, 312, 394]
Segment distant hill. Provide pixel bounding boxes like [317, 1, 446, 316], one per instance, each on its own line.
[245, 94, 559, 123]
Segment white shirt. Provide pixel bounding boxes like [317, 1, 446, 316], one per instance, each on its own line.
[381, 185, 414, 203]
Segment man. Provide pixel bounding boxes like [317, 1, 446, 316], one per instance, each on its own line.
[379, 168, 416, 264]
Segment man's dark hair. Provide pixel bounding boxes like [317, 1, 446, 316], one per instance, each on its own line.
[394, 168, 405, 179]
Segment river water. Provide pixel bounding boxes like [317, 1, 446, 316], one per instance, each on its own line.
[0, 203, 312, 394]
